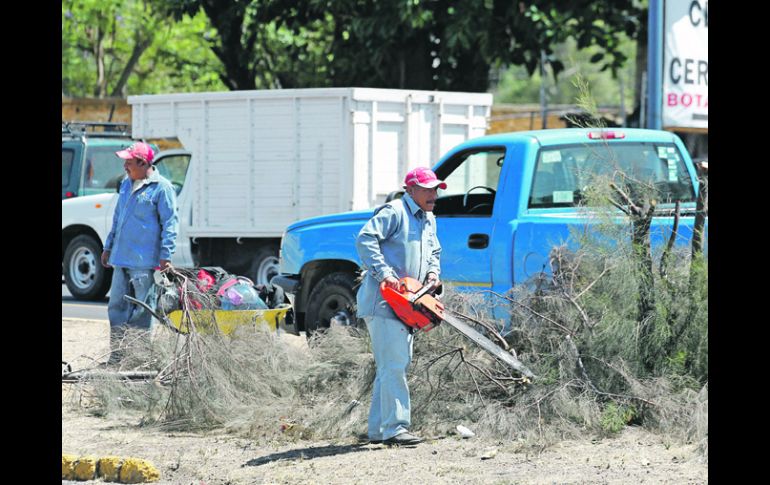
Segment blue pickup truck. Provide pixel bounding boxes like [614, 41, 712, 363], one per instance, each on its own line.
[273, 128, 704, 334]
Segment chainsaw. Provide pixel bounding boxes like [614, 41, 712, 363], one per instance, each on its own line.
[380, 277, 536, 380]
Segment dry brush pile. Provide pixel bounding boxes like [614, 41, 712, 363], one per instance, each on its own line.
[68, 175, 707, 460]
[68, 241, 706, 461]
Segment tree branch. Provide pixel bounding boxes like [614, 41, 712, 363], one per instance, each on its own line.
[457, 350, 510, 392]
[607, 196, 630, 215]
[659, 200, 680, 280]
[110, 34, 153, 97]
[574, 262, 611, 300]
[483, 290, 574, 335]
[609, 182, 642, 215]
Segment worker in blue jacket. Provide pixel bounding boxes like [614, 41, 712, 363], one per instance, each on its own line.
[101, 142, 178, 365]
[356, 166, 445, 445]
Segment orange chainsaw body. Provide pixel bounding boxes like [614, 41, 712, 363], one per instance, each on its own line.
[380, 277, 445, 332]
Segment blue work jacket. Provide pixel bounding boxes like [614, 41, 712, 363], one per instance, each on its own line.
[104, 170, 178, 269]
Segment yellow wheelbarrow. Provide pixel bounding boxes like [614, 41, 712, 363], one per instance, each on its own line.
[124, 295, 292, 335]
[166, 304, 292, 335]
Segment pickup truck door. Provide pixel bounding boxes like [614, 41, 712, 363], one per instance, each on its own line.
[153, 151, 194, 267]
[433, 148, 506, 292]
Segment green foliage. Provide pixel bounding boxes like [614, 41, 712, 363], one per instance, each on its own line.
[493, 36, 637, 107]
[128, 10, 227, 94]
[62, 0, 226, 97]
[600, 402, 637, 434]
[159, 0, 644, 92]
[64, 1, 646, 95]
[62, 0, 130, 96]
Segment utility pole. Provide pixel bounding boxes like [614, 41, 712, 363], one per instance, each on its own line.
[646, 0, 663, 129]
[640, 72, 647, 129]
[540, 50, 548, 129]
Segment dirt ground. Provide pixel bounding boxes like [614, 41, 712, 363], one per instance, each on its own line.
[62, 318, 708, 484]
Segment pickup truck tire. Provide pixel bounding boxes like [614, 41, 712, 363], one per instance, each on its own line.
[305, 272, 358, 335]
[249, 246, 281, 286]
[63, 234, 112, 301]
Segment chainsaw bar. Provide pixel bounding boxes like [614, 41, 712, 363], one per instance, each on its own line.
[381, 277, 536, 380]
[440, 313, 536, 380]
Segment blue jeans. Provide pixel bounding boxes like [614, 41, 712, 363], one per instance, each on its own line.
[107, 267, 156, 361]
[365, 315, 414, 441]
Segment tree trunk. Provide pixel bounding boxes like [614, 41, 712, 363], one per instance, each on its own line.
[401, 33, 433, 90]
[631, 22, 648, 127]
[110, 36, 153, 97]
[94, 25, 107, 98]
[450, 40, 491, 92]
[691, 169, 708, 258]
[202, 1, 257, 91]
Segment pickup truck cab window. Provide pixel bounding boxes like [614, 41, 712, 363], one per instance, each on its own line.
[429, 147, 505, 290]
[154, 154, 192, 195]
[82, 146, 130, 196]
[434, 148, 505, 217]
[529, 142, 696, 209]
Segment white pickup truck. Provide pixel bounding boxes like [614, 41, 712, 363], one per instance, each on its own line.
[61, 149, 195, 300]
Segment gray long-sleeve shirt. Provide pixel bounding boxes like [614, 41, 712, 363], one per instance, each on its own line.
[355, 193, 441, 319]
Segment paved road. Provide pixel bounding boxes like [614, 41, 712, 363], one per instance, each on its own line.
[62, 283, 109, 321]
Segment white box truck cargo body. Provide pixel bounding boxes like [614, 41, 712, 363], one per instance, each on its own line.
[126, 88, 492, 284]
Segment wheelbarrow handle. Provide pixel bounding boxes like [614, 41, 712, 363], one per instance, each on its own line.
[123, 295, 180, 334]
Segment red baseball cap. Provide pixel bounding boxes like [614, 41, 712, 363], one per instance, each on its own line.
[116, 142, 155, 164]
[403, 167, 447, 190]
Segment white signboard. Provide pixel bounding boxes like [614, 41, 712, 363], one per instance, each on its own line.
[663, 0, 708, 129]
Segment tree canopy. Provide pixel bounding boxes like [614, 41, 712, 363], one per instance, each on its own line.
[63, 0, 646, 102]
[163, 0, 644, 92]
[62, 0, 226, 98]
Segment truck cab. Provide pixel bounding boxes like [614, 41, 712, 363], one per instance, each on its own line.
[62, 122, 150, 199]
[274, 128, 705, 334]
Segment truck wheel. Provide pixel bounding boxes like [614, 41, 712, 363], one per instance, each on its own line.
[63, 234, 112, 301]
[249, 246, 280, 286]
[305, 272, 358, 335]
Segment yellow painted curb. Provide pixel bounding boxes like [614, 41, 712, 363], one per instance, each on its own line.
[119, 457, 160, 483]
[98, 456, 124, 482]
[62, 454, 160, 483]
[62, 454, 78, 480]
[73, 455, 97, 480]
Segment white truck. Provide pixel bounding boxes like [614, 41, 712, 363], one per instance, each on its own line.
[62, 87, 492, 300]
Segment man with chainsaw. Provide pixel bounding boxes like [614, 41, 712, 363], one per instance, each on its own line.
[356, 166, 445, 446]
[100, 141, 178, 365]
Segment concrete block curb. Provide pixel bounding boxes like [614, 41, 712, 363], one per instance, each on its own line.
[62, 454, 160, 482]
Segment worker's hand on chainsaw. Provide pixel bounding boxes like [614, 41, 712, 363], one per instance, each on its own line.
[383, 276, 400, 290]
[425, 272, 441, 289]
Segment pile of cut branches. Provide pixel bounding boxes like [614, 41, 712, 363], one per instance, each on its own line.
[72, 223, 706, 459]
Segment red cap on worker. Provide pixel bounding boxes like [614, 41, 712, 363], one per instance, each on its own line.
[403, 167, 447, 190]
[116, 142, 155, 164]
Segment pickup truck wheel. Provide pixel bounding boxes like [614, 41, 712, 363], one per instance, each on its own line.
[63, 234, 112, 301]
[249, 246, 280, 286]
[305, 272, 358, 336]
